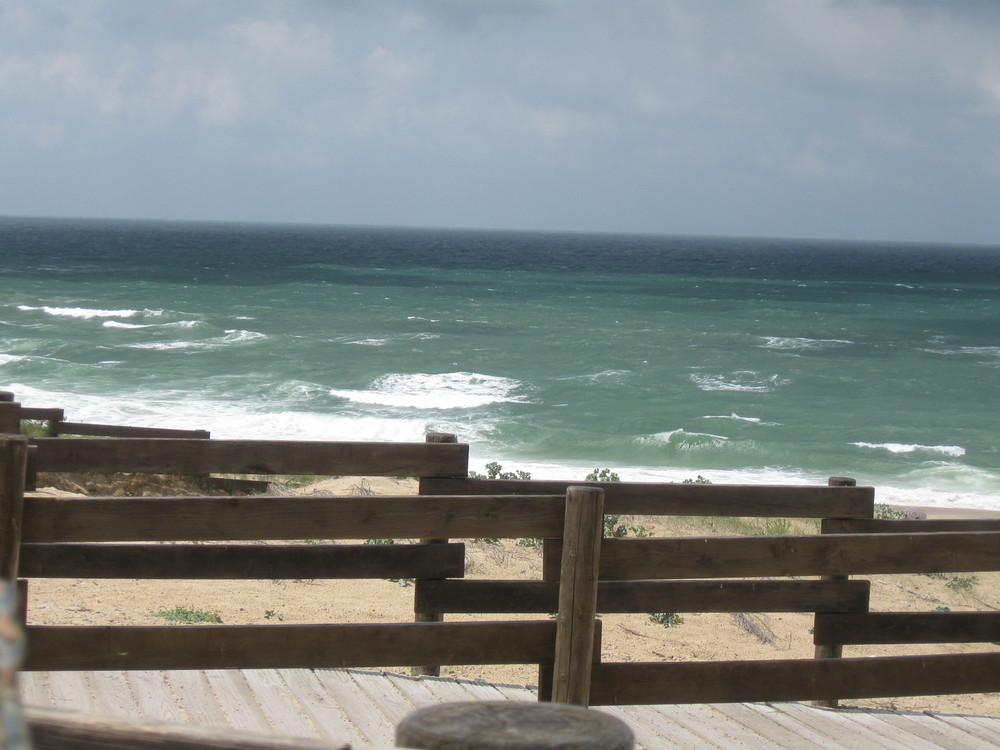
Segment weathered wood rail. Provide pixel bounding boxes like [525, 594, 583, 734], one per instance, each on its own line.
[1, 409, 998, 714]
[421, 475, 1000, 707]
[0, 392, 210, 440]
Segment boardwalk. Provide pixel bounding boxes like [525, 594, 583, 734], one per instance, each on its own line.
[20, 668, 1000, 749]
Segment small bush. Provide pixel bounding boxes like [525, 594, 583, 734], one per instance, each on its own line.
[874, 503, 907, 520]
[19, 420, 52, 437]
[946, 575, 978, 594]
[650, 612, 684, 628]
[469, 462, 532, 480]
[585, 468, 620, 482]
[151, 606, 222, 624]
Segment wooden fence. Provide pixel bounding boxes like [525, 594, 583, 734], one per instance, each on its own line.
[1, 406, 999, 709]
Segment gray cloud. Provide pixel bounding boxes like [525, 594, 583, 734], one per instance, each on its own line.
[1, 0, 998, 243]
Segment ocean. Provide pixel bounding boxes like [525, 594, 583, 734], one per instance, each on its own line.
[2, 216, 999, 511]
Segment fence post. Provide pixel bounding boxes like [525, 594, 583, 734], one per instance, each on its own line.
[552, 486, 604, 707]
[411, 432, 458, 678]
[812, 476, 856, 709]
[1, 436, 29, 582]
[0, 402, 21, 435]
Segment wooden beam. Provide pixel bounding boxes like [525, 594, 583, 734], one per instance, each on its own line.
[0, 401, 21, 434]
[25, 706, 348, 750]
[23, 621, 560, 671]
[412, 432, 459, 678]
[814, 612, 1000, 645]
[31, 437, 469, 478]
[17, 407, 64, 422]
[19, 542, 466, 580]
[22, 495, 566, 542]
[416, 579, 871, 614]
[0, 435, 29, 579]
[552, 486, 604, 706]
[419, 477, 875, 519]
[587, 652, 1000, 705]
[824, 518, 1000, 534]
[544, 532, 1000, 580]
[52, 422, 209, 439]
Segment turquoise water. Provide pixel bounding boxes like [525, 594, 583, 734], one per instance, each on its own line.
[2, 217, 1000, 510]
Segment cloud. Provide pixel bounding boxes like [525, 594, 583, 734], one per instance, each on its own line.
[0, 1, 998, 242]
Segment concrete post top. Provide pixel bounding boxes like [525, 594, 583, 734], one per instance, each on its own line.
[395, 701, 634, 750]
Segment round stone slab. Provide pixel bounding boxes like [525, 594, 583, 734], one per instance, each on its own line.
[395, 701, 634, 750]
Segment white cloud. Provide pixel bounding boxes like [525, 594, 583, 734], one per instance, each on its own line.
[0, 1, 997, 242]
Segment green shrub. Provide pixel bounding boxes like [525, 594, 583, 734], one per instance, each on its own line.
[650, 612, 684, 628]
[150, 606, 222, 624]
[469, 462, 532, 480]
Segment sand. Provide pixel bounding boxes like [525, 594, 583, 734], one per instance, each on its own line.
[23, 475, 1000, 716]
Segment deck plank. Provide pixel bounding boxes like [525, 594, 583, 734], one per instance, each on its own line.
[21, 668, 1000, 749]
[832, 708, 941, 750]
[275, 669, 368, 747]
[347, 670, 421, 727]
[712, 703, 831, 750]
[202, 669, 275, 734]
[87, 671, 139, 720]
[770, 702, 911, 750]
[46, 670, 91, 712]
[312, 668, 396, 746]
[127, 669, 184, 724]
[242, 669, 320, 739]
[670, 704, 773, 750]
[17, 672, 51, 708]
[612, 704, 717, 750]
[931, 713, 1000, 746]
[164, 670, 231, 728]
[885, 709, 998, 750]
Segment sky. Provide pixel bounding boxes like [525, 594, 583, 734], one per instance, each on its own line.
[1, 1, 999, 245]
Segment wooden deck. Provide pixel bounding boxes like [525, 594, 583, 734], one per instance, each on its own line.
[20, 669, 1000, 749]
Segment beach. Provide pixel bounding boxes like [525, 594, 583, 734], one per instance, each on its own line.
[24, 474, 1000, 717]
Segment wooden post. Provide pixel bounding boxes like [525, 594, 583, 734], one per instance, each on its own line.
[0, 402, 21, 435]
[812, 475, 856, 709]
[0, 392, 13, 402]
[395, 701, 633, 750]
[0, 435, 29, 581]
[552, 486, 604, 707]
[411, 432, 458, 678]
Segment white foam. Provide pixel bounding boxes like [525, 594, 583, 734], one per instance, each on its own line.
[559, 369, 632, 383]
[103, 321, 151, 329]
[759, 336, 853, 350]
[0, 354, 24, 367]
[123, 330, 266, 351]
[702, 413, 781, 426]
[329, 372, 527, 410]
[851, 442, 966, 458]
[346, 338, 388, 346]
[17, 305, 164, 320]
[690, 371, 790, 392]
[640, 429, 733, 452]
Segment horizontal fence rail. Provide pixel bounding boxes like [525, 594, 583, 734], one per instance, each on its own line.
[823, 517, 1000, 533]
[20, 542, 466, 580]
[415, 578, 872, 614]
[586, 652, 1000, 705]
[543, 531, 1000, 580]
[420, 477, 875, 518]
[814, 612, 1000, 645]
[22, 495, 566, 542]
[31, 437, 469, 478]
[50, 422, 211, 439]
[23, 621, 573, 671]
